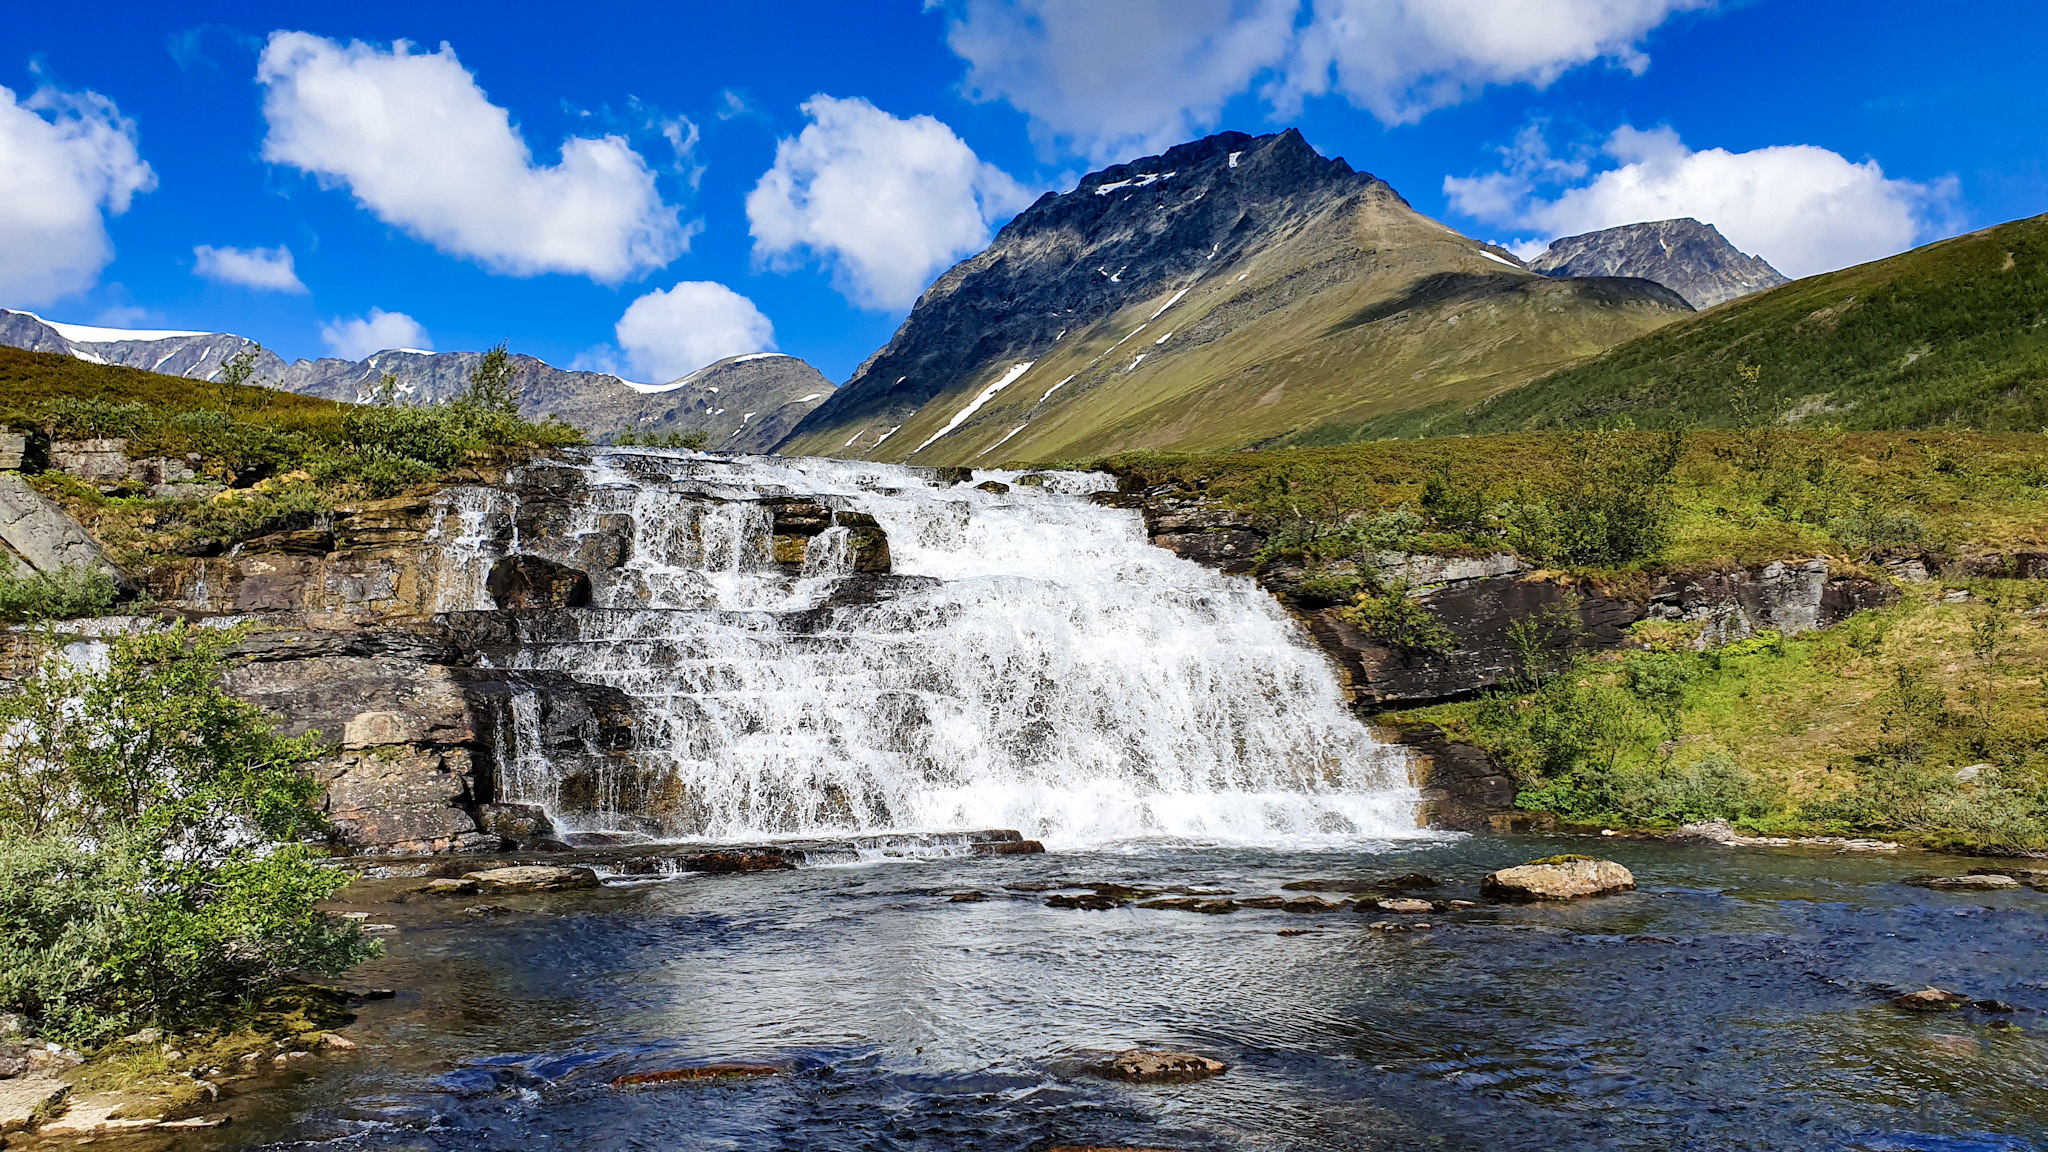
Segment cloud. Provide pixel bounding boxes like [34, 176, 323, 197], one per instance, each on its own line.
[320, 307, 431, 359]
[1282, 0, 1711, 125]
[746, 94, 1030, 310]
[1446, 124, 1956, 278]
[0, 81, 156, 306]
[943, 0, 1299, 162]
[935, 0, 1709, 161]
[608, 281, 777, 383]
[193, 243, 308, 293]
[257, 31, 689, 283]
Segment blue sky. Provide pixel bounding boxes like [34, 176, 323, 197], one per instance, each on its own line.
[1, 1, 2041, 383]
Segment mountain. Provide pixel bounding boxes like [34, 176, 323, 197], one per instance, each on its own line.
[774, 129, 1691, 464]
[1529, 218, 1790, 309]
[1375, 213, 2048, 436]
[0, 310, 831, 453]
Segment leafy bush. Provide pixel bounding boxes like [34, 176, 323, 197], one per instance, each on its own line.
[1501, 429, 1685, 567]
[0, 560, 117, 623]
[0, 623, 376, 1043]
[1341, 582, 1458, 655]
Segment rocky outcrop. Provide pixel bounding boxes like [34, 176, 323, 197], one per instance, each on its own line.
[0, 473, 122, 579]
[1136, 493, 1897, 709]
[1531, 218, 1789, 309]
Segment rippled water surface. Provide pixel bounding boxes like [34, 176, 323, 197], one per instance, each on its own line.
[152, 837, 2048, 1151]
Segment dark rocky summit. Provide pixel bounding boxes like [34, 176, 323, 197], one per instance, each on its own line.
[0, 311, 830, 452]
[1530, 218, 1790, 309]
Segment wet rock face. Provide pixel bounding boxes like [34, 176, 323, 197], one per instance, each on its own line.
[486, 555, 592, 609]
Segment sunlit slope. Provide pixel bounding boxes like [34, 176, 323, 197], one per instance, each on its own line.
[877, 194, 1684, 465]
[775, 129, 1690, 464]
[1373, 213, 2048, 437]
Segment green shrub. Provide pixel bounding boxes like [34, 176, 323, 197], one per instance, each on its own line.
[1341, 582, 1457, 655]
[1501, 429, 1685, 567]
[0, 622, 376, 1043]
[0, 560, 117, 623]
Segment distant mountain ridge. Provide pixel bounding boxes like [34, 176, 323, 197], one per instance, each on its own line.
[0, 310, 831, 453]
[1375, 213, 2048, 436]
[777, 128, 1692, 463]
[1530, 218, 1789, 309]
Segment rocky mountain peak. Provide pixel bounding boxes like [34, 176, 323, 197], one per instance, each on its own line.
[784, 129, 1396, 454]
[1529, 218, 1789, 309]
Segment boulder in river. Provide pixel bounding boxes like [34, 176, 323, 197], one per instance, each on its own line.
[1892, 987, 1974, 1012]
[1906, 874, 2021, 891]
[462, 865, 601, 892]
[1480, 856, 1636, 901]
[610, 1063, 789, 1088]
[1973, 867, 2048, 889]
[1099, 1050, 1229, 1083]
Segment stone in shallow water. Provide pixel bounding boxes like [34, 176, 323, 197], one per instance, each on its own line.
[1907, 873, 2021, 890]
[1480, 857, 1635, 901]
[1374, 898, 1434, 914]
[1099, 1050, 1228, 1083]
[1892, 987, 1974, 1012]
[462, 865, 601, 892]
[610, 1063, 789, 1088]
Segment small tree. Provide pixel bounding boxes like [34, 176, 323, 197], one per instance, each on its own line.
[0, 622, 375, 1042]
[457, 341, 521, 417]
[217, 344, 264, 410]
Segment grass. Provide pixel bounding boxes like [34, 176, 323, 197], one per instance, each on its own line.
[1103, 429, 2048, 576]
[0, 345, 584, 572]
[1368, 213, 2048, 438]
[1389, 581, 2048, 852]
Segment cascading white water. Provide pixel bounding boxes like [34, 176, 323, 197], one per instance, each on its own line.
[434, 452, 1421, 850]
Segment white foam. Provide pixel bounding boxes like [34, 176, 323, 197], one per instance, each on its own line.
[450, 453, 1419, 849]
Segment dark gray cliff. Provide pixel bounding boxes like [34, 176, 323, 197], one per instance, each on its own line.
[1530, 218, 1789, 309]
[777, 129, 1393, 455]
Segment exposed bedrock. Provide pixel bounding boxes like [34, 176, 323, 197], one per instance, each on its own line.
[61, 452, 908, 855]
[1132, 488, 1918, 829]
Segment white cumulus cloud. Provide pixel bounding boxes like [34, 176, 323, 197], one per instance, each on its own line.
[943, 0, 1299, 162]
[935, 0, 1709, 160]
[320, 307, 431, 359]
[1446, 124, 1956, 279]
[1283, 0, 1710, 125]
[612, 282, 777, 383]
[193, 243, 307, 293]
[257, 31, 689, 283]
[0, 81, 156, 306]
[746, 95, 1030, 310]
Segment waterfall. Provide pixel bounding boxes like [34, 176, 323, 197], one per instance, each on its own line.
[438, 452, 1420, 850]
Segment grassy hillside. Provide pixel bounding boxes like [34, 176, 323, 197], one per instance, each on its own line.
[1106, 429, 2048, 573]
[1110, 431, 2048, 850]
[1366, 213, 2048, 437]
[0, 346, 580, 569]
[804, 189, 1688, 466]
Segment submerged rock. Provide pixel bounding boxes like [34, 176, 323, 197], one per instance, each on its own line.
[462, 865, 601, 892]
[610, 1063, 789, 1088]
[1098, 1050, 1229, 1083]
[1480, 856, 1636, 901]
[1374, 898, 1434, 914]
[1906, 874, 2022, 891]
[1892, 987, 1974, 1012]
[0, 1078, 69, 1135]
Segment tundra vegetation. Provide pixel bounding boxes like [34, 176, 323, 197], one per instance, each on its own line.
[0, 344, 584, 570]
[1107, 427, 2048, 850]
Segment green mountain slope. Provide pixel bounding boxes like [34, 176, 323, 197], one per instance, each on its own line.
[1369, 213, 2048, 437]
[777, 130, 1690, 465]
